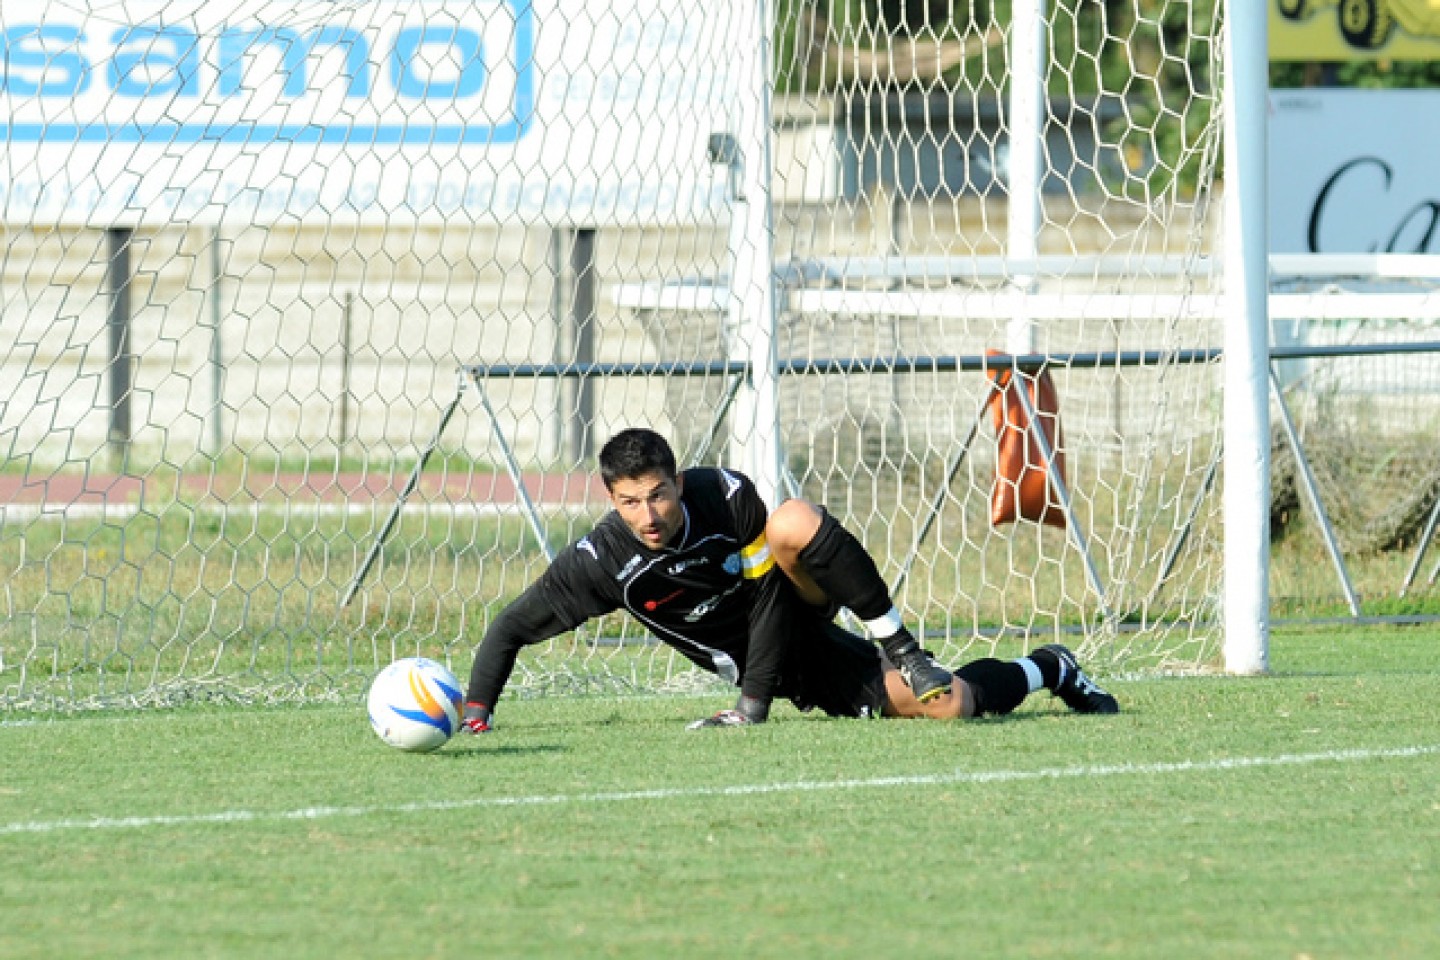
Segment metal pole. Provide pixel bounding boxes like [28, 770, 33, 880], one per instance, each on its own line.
[1221, 1, 1271, 674]
[724, 0, 783, 507]
[338, 291, 354, 452]
[1399, 488, 1440, 598]
[889, 382, 998, 600]
[1012, 373, 1112, 621]
[548, 229, 565, 464]
[105, 227, 135, 466]
[1150, 453, 1220, 602]
[1269, 370, 1361, 617]
[1006, 0, 1045, 355]
[568, 228, 597, 464]
[471, 371, 555, 562]
[688, 373, 746, 468]
[340, 372, 468, 609]
[206, 229, 225, 457]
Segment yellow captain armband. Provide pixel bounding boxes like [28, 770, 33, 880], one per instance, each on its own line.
[740, 532, 775, 579]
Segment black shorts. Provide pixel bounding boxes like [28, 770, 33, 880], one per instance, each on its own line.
[778, 610, 888, 719]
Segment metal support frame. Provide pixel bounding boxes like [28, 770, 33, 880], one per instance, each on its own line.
[342, 341, 1440, 614]
[1268, 367, 1362, 617]
[888, 381, 998, 602]
[1011, 371, 1113, 620]
[105, 227, 135, 466]
[341, 365, 750, 608]
[340, 370, 472, 608]
[689, 373, 746, 469]
[1147, 363, 1366, 618]
[1149, 455, 1220, 607]
[1400, 489, 1440, 598]
[471, 371, 556, 562]
[887, 364, 1113, 623]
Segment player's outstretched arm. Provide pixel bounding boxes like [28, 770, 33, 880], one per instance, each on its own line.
[462, 585, 575, 733]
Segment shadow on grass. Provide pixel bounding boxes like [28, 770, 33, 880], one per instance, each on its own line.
[435, 743, 568, 759]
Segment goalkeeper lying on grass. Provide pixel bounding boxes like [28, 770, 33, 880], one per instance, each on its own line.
[461, 427, 1116, 733]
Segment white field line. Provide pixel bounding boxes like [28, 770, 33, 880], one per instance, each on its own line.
[2, 743, 1436, 837]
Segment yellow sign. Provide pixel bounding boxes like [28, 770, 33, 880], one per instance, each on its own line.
[1271, 0, 1440, 60]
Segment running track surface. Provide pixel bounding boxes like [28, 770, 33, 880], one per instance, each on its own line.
[0, 471, 607, 508]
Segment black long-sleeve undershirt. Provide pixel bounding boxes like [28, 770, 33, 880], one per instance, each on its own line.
[466, 585, 574, 708]
[463, 467, 792, 714]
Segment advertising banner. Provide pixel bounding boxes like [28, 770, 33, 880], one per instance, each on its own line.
[1269, 88, 1440, 253]
[1270, 0, 1440, 61]
[0, 0, 736, 226]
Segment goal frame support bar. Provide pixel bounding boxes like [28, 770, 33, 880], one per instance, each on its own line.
[341, 340, 1440, 622]
[1401, 494, 1440, 598]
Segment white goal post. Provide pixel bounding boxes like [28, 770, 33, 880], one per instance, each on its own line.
[1221, 0, 1269, 676]
[5, 1, 1437, 712]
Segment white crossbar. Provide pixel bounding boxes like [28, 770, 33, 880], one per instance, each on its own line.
[787, 290, 1440, 321]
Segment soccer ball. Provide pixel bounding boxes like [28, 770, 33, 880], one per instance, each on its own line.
[366, 657, 464, 752]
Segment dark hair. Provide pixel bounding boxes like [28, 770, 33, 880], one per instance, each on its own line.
[598, 428, 677, 489]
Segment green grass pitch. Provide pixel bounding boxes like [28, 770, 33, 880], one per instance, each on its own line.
[2, 626, 1438, 960]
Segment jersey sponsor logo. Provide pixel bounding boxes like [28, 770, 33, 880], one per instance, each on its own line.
[668, 556, 709, 575]
[576, 538, 598, 560]
[616, 554, 643, 580]
[684, 582, 742, 623]
[718, 468, 743, 500]
[685, 597, 720, 623]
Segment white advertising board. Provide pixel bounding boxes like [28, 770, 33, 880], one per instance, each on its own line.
[0, 0, 735, 226]
[1269, 88, 1440, 254]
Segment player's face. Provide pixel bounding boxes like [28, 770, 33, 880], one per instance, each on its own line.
[608, 470, 685, 550]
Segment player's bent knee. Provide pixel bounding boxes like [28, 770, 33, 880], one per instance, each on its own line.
[765, 498, 824, 556]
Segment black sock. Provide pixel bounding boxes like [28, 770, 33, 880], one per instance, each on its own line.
[1024, 646, 1062, 691]
[955, 658, 1031, 717]
[795, 508, 892, 622]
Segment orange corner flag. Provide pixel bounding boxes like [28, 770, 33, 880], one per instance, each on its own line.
[986, 351, 1067, 528]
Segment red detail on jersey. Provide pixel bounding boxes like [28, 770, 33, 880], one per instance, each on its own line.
[644, 588, 685, 611]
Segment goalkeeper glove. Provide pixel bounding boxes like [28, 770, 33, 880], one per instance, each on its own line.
[461, 701, 492, 734]
[686, 693, 770, 729]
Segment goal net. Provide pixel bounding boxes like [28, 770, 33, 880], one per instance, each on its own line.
[1265, 256, 1440, 617]
[1, 0, 1233, 710]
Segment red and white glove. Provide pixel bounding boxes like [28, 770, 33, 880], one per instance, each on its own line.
[461, 701, 492, 734]
[687, 708, 751, 729]
[686, 694, 770, 729]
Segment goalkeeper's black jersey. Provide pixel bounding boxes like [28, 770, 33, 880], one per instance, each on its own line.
[467, 467, 791, 709]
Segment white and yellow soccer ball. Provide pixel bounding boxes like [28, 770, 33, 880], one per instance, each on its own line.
[366, 657, 464, 752]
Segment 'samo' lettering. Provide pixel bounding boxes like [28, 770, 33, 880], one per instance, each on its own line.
[1, 23, 486, 103]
